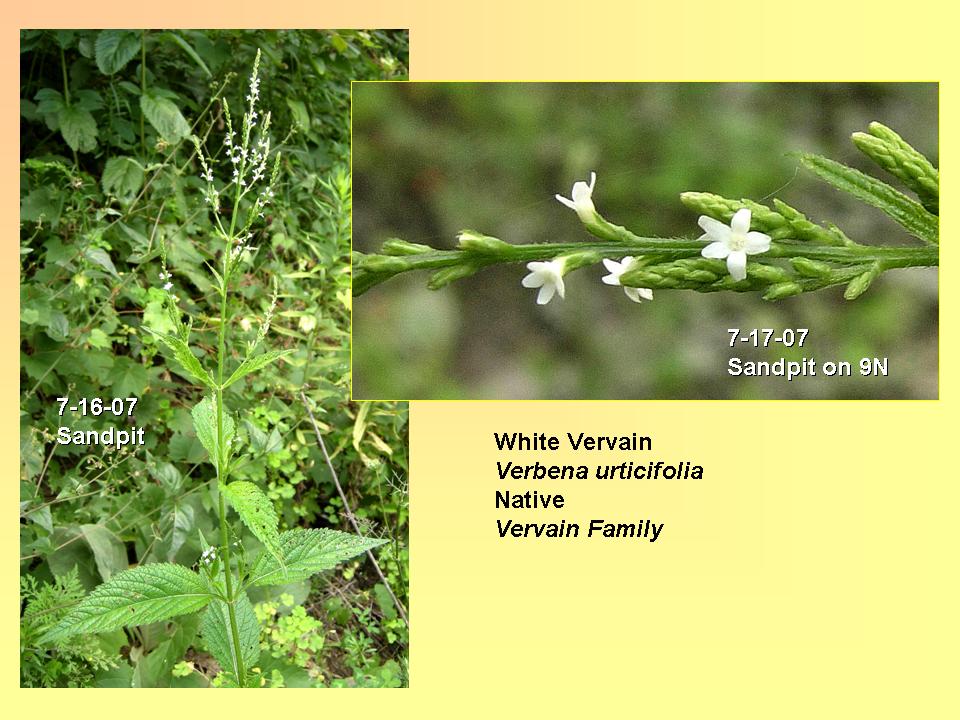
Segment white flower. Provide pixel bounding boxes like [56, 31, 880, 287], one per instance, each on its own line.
[555, 172, 598, 223]
[200, 546, 217, 566]
[522, 259, 566, 305]
[698, 208, 771, 282]
[163, 282, 173, 291]
[601, 256, 653, 303]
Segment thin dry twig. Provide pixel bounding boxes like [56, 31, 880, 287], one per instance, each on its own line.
[299, 391, 409, 627]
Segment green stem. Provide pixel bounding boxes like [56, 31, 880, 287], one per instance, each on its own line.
[216, 142, 246, 687]
[59, 46, 70, 107]
[213, 150, 249, 686]
[217, 491, 245, 683]
[354, 239, 938, 296]
[215, 273, 245, 684]
[59, 46, 78, 168]
[140, 32, 147, 158]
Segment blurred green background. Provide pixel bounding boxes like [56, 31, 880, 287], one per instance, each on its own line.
[352, 83, 938, 399]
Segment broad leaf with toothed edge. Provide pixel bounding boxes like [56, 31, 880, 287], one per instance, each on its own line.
[219, 481, 283, 568]
[223, 349, 292, 389]
[146, 328, 215, 388]
[201, 592, 259, 679]
[191, 396, 235, 466]
[248, 528, 386, 587]
[39, 564, 213, 643]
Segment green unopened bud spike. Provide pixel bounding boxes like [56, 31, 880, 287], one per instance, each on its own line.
[762, 282, 804, 301]
[457, 230, 513, 254]
[381, 239, 435, 256]
[427, 264, 480, 290]
[843, 264, 881, 300]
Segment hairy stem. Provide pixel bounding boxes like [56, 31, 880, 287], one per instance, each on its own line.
[354, 238, 938, 296]
[215, 186, 245, 684]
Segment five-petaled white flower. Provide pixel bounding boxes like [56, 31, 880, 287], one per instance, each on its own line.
[555, 172, 598, 224]
[698, 208, 771, 282]
[601, 257, 653, 304]
[522, 259, 566, 305]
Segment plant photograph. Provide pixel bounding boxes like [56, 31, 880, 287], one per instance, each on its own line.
[20, 29, 409, 688]
[352, 82, 938, 400]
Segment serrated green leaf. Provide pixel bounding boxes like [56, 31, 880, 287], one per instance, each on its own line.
[799, 153, 938, 245]
[220, 481, 282, 566]
[191, 396, 235, 465]
[109, 357, 148, 397]
[148, 329, 215, 388]
[201, 592, 259, 679]
[20, 185, 62, 227]
[140, 91, 190, 143]
[248, 528, 386, 587]
[34, 88, 65, 118]
[74, 89, 103, 112]
[101, 156, 144, 201]
[58, 105, 98, 152]
[223, 349, 292, 389]
[40, 564, 213, 643]
[95, 30, 141, 75]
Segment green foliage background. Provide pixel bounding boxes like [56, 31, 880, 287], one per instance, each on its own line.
[352, 83, 938, 399]
[20, 29, 409, 687]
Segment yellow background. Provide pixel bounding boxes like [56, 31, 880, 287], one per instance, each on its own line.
[6, 0, 957, 715]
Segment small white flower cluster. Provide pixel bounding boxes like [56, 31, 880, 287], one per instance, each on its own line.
[250, 281, 280, 352]
[246, 67, 261, 127]
[195, 149, 220, 210]
[526, 172, 774, 305]
[200, 546, 217, 567]
[231, 231, 255, 259]
[522, 254, 654, 306]
[249, 135, 271, 185]
[537, 172, 651, 305]
[158, 269, 180, 303]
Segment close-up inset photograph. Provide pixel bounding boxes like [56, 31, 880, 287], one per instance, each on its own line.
[351, 82, 938, 400]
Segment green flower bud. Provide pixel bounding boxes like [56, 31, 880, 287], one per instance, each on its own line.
[747, 263, 791, 284]
[456, 230, 512, 254]
[843, 265, 880, 300]
[381, 238, 435, 256]
[427, 264, 480, 290]
[790, 257, 834, 278]
[762, 282, 804, 301]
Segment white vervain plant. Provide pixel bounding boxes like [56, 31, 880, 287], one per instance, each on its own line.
[40, 51, 385, 688]
[353, 122, 938, 304]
